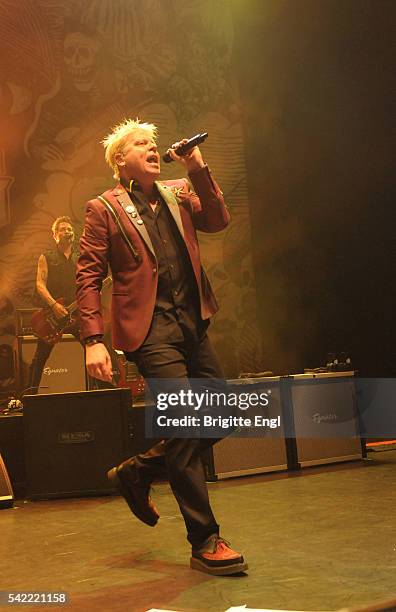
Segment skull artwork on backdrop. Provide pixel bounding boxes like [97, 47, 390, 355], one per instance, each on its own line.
[63, 32, 101, 91]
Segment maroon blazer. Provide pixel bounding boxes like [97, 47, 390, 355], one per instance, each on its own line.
[76, 165, 230, 351]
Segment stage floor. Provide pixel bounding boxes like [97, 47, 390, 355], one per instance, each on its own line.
[1, 451, 395, 612]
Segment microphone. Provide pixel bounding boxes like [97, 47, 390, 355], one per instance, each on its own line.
[162, 132, 208, 163]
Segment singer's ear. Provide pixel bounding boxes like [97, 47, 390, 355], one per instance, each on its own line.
[115, 152, 125, 166]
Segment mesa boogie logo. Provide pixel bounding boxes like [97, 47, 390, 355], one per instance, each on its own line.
[43, 367, 68, 376]
[58, 431, 95, 444]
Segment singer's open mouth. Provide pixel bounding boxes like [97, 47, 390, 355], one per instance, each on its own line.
[147, 154, 159, 164]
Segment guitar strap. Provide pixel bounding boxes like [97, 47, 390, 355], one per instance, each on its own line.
[97, 195, 141, 262]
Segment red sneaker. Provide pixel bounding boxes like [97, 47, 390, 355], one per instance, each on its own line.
[191, 534, 248, 575]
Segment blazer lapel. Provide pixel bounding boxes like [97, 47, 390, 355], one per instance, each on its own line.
[113, 187, 156, 257]
[156, 182, 185, 239]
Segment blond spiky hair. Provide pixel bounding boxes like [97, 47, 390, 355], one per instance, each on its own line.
[101, 118, 158, 180]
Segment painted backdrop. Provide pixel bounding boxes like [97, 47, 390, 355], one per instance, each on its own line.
[0, 0, 264, 378]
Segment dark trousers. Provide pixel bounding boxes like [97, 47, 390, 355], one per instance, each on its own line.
[124, 311, 224, 548]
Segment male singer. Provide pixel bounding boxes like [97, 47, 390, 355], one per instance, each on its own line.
[76, 118, 248, 575]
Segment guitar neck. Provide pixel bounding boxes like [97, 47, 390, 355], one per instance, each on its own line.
[66, 300, 78, 315]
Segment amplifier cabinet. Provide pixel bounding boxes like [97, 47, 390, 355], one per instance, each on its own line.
[0, 453, 14, 509]
[14, 334, 86, 394]
[23, 388, 131, 499]
[289, 372, 363, 467]
[15, 309, 39, 336]
[203, 377, 288, 480]
[0, 414, 25, 496]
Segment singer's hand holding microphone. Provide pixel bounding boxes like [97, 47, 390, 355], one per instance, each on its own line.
[163, 132, 208, 173]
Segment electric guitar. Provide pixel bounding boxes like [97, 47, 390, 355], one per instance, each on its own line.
[31, 276, 112, 345]
[112, 349, 146, 399]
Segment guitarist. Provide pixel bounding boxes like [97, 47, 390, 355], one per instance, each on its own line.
[28, 216, 80, 393]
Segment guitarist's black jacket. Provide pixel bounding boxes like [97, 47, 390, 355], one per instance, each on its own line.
[42, 248, 78, 307]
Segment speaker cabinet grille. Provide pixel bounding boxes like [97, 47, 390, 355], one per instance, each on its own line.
[23, 388, 131, 499]
[210, 437, 288, 479]
[14, 334, 86, 394]
[290, 373, 363, 467]
[203, 378, 288, 480]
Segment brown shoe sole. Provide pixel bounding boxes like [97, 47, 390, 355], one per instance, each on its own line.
[190, 557, 248, 575]
[107, 467, 159, 527]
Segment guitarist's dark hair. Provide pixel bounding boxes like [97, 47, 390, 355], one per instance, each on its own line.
[52, 216, 73, 235]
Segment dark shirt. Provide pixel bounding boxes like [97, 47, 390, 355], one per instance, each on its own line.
[125, 183, 208, 347]
[43, 248, 77, 307]
[129, 186, 200, 311]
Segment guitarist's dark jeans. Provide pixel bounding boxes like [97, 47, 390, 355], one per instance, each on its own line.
[28, 326, 81, 394]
